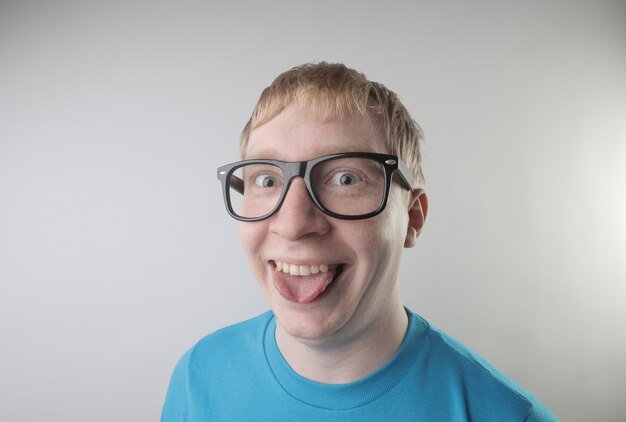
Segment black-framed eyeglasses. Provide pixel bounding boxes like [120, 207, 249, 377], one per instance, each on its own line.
[217, 152, 414, 222]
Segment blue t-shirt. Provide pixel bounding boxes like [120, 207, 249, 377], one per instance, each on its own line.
[162, 310, 558, 421]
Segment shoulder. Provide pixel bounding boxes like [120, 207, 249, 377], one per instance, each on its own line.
[407, 311, 558, 421]
[194, 311, 272, 348]
[188, 310, 273, 363]
[167, 311, 274, 387]
[161, 311, 274, 421]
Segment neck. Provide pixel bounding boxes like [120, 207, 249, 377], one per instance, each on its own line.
[275, 300, 408, 384]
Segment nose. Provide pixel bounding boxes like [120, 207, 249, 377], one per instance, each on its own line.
[268, 178, 330, 240]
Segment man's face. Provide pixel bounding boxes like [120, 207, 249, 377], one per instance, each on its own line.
[238, 103, 414, 346]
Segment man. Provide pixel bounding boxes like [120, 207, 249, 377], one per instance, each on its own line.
[162, 62, 558, 421]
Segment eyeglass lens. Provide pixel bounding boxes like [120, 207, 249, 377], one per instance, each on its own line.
[226, 157, 387, 219]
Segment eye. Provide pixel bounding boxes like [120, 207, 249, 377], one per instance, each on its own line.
[329, 171, 362, 186]
[255, 174, 279, 188]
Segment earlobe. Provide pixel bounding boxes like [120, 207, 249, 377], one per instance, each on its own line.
[404, 189, 428, 248]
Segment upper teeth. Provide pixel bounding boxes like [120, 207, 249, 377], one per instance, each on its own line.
[274, 261, 330, 276]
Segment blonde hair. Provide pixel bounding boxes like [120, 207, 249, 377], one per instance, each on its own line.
[240, 62, 425, 188]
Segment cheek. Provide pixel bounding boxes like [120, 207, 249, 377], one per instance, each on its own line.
[237, 223, 272, 285]
[354, 202, 409, 262]
[237, 222, 263, 259]
[349, 219, 399, 261]
[237, 223, 248, 249]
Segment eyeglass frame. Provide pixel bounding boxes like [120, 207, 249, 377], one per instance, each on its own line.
[216, 152, 415, 222]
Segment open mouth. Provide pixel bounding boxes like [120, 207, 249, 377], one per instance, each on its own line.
[271, 260, 345, 303]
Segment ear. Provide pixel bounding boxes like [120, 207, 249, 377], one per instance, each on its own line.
[404, 189, 428, 248]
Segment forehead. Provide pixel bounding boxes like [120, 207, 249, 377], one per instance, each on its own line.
[244, 103, 388, 161]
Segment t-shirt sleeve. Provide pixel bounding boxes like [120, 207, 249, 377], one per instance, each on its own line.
[161, 348, 193, 422]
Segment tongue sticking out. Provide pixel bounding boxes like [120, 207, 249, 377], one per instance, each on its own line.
[272, 266, 337, 303]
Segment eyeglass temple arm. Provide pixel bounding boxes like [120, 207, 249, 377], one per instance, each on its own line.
[229, 174, 244, 194]
[397, 159, 415, 191]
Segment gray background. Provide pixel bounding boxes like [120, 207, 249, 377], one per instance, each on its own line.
[1, 0, 625, 420]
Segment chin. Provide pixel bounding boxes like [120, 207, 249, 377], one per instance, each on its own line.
[278, 314, 340, 343]
[270, 296, 356, 344]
